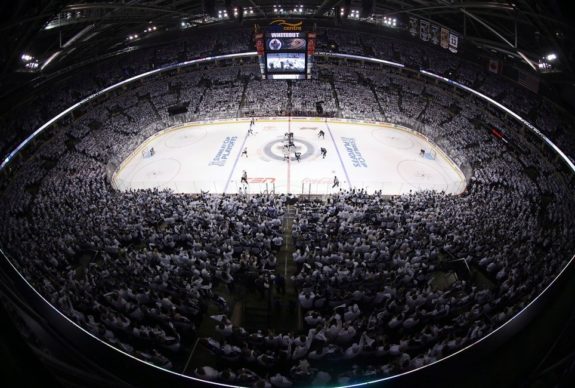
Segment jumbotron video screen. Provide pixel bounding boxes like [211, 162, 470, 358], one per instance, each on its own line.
[266, 53, 306, 75]
[263, 31, 309, 80]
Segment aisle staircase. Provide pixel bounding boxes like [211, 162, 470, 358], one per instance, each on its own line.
[238, 204, 301, 332]
[329, 79, 341, 117]
[368, 79, 385, 118]
[237, 78, 250, 117]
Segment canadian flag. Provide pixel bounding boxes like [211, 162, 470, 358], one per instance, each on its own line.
[488, 59, 501, 74]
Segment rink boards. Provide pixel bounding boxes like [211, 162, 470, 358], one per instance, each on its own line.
[112, 117, 466, 195]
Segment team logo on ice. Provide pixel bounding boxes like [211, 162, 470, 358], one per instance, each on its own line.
[263, 138, 315, 161]
[209, 136, 237, 166]
[342, 137, 368, 168]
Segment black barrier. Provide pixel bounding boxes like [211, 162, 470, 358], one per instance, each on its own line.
[1, 243, 574, 387]
[1, 52, 575, 388]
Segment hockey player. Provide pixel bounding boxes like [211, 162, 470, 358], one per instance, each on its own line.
[332, 175, 340, 188]
[241, 170, 248, 185]
[318, 130, 325, 139]
[320, 147, 327, 159]
[242, 147, 248, 157]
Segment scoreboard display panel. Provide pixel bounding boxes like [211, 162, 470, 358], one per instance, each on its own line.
[266, 37, 307, 51]
[264, 31, 308, 79]
[255, 25, 315, 80]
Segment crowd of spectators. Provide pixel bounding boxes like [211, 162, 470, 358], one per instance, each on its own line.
[1, 24, 575, 387]
[3, 25, 575, 165]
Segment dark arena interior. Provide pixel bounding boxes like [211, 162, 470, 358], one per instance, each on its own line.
[1, 1, 575, 387]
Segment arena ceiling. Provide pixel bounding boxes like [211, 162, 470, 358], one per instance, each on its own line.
[0, 1, 573, 86]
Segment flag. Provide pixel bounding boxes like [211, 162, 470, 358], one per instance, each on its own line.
[448, 33, 458, 53]
[420, 20, 430, 41]
[409, 17, 418, 37]
[517, 70, 540, 93]
[488, 59, 501, 74]
[431, 24, 439, 45]
[440, 28, 449, 49]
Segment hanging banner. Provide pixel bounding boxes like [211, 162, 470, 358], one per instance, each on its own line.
[307, 32, 316, 55]
[409, 17, 418, 37]
[449, 33, 458, 53]
[420, 20, 430, 41]
[431, 24, 439, 45]
[255, 32, 264, 56]
[440, 28, 449, 49]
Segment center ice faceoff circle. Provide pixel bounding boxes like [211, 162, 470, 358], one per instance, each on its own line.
[263, 137, 316, 161]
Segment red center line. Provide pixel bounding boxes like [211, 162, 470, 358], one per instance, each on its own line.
[287, 115, 291, 194]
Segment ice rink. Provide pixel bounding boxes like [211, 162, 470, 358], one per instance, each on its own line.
[112, 118, 466, 195]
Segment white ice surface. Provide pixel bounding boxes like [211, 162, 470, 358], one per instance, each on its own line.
[113, 118, 466, 195]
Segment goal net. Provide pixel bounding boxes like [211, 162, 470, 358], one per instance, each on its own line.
[142, 147, 155, 158]
[426, 149, 437, 160]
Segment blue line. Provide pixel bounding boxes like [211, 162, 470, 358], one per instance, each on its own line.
[223, 131, 249, 194]
[325, 122, 352, 188]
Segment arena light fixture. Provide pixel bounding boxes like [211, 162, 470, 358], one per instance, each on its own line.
[546, 53, 557, 61]
[383, 16, 397, 27]
[21, 53, 33, 62]
[538, 62, 550, 70]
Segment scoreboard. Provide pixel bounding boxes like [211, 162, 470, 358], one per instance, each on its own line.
[255, 22, 316, 80]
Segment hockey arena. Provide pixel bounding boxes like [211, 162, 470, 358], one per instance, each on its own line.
[112, 119, 465, 195]
[1, 2, 575, 388]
